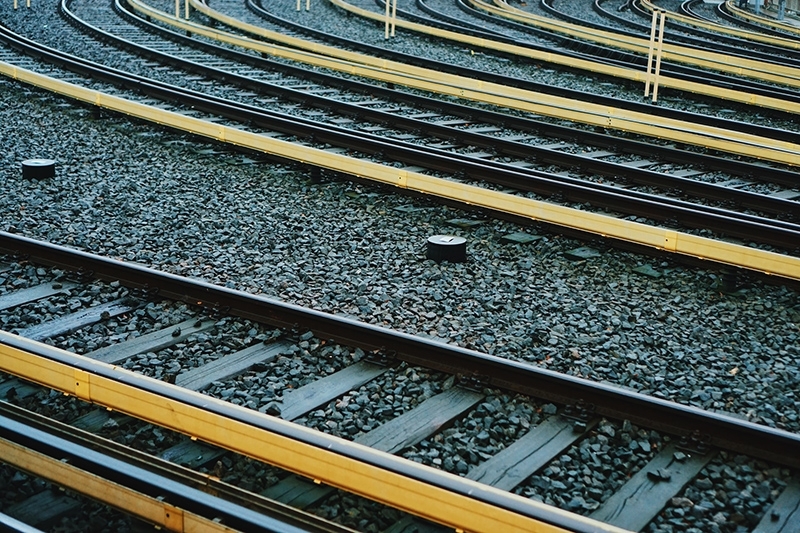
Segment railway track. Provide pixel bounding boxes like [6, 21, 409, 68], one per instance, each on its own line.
[0, 0, 798, 282]
[548, 0, 800, 63]
[717, 0, 800, 39]
[0, 3, 798, 531]
[1, 234, 799, 532]
[384, 0, 800, 94]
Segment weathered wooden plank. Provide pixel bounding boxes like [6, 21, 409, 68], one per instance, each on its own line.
[17, 299, 136, 341]
[6, 489, 80, 527]
[0, 282, 76, 312]
[753, 477, 800, 533]
[0, 379, 39, 401]
[261, 476, 328, 509]
[590, 444, 715, 531]
[279, 361, 388, 421]
[176, 340, 293, 391]
[264, 387, 483, 508]
[466, 415, 597, 490]
[159, 439, 225, 469]
[87, 318, 216, 364]
[71, 409, 116, 432]
[355, 387, 484, 454]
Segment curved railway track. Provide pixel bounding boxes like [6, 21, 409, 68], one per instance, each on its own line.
[717, 0, 800, 38]
[0, 235, 799, 532]
[192, 0, 800, 117]
[448, 0, 800, 87]
[550, 0, 800, 62]
[1, 0, 799, 281]
[1, 2, 799, 532]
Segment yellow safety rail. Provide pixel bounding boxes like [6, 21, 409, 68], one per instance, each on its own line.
[0, 436, 239, 533]
[320, 0, 800, 115]
[726, 0, 800, 37]
[0, 333, 617, 533]
[129, 0, 800, 167]
[639, 0, 800, 49]
[473, 0, 800, 87]
[2, 60, 799, 280]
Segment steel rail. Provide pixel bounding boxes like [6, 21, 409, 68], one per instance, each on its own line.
[246, 0, 800, 144]
[714, 0, 800, 37]
[409, 0, 800, 103]
[587, 0, 800, 62]
[477, 0, 800, 84]
[5, 13, 800, 252]
[148, 0, 800, 166]
[1, 46, 799, 280]
[445, 0, 800, 72]
[0, 234, 798, 471]
[95, 0, 800, 198]
[0, 403, 354, 533]
[0, 513, 45, 533]
[723, 0, 800, 36]
[0, 331, 614, 533]
[323, 0, 800, 116]
[25, 3, 800, 237]
[636, 0, 800, 50]
[4, 15, 800, 256]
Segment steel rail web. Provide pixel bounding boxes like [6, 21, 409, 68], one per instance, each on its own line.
[97, 0, 800, 198]
[245, 0, 800, 140]
[0, 232, 799, 471]
[480, 0, 800, 84]
[180, 0, 800, 146]
[0, 336, 612, 533]
[4, 16, 799, 252]
[0, 404, 347, 533]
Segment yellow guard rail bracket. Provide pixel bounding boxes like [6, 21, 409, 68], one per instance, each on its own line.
[0, 332, 626, 533]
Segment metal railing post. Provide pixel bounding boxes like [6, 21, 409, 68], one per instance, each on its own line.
[385, 0, 390, 39]
[391, 0, 397, 37]
[651, 11, 666, 103]
[644, 10, 658, 98]
[645, 10, 666, 103]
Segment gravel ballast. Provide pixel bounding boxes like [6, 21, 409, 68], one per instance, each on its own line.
[1, 2, 799, 531]
[0, 72, 798, 431]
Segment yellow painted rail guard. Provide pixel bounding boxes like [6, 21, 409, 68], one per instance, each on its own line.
[313, 0, 800, 115]
[0, 332, 628, 533]
[131, 0, 800, 167]
[0, 436, 238, 533]
[726, 0, 800, 37]
[639, 0, 800, 48]
[2, 60, 799, 281]
[475, 0, 800, 85]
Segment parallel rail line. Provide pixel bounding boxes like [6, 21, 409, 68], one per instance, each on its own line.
[1, 3, 799, 280]
[272, 0, 800, 116]
[135, 0, 800, 164]
[470, 0, 800, 77]
[64, 2, 800, 228]
[556, 0, 800, 65]
[1, 235, 799, 532]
